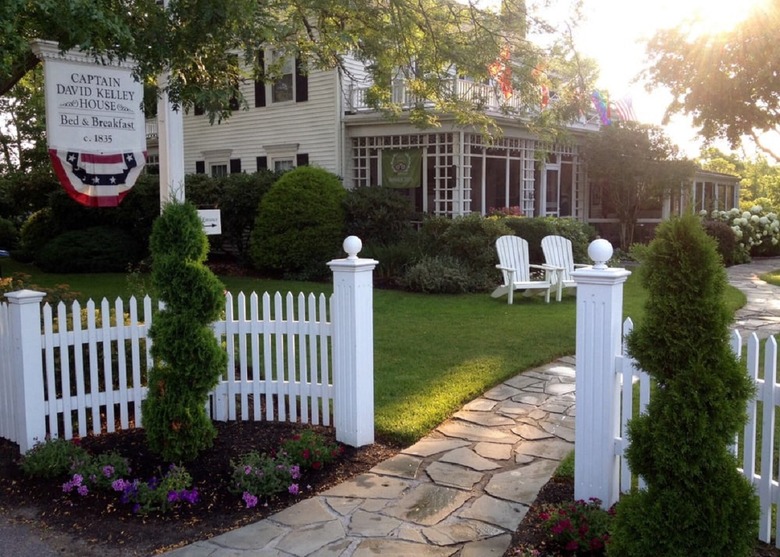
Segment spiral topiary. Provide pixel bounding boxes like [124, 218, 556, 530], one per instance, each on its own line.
[142, 201, 227, 462]
[608, 214, 759, 556]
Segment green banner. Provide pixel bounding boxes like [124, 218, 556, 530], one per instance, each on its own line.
[382, 148, 422, 188]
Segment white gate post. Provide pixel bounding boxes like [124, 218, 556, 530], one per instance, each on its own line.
[5, 290, 47, 453]
[571, 240, 631, 508]
[328, 236, 377, 447]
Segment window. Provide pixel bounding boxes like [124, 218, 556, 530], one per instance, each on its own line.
[254, 50, 308, 107]
[271, 51, 295, 103]
[274, 158, 295, 172]
[211, 164, 228, 178]
[145, 153, 160, 175]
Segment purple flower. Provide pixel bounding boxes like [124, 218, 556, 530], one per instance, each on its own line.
[72, 474, 83, 486]
[290, 465, 301, 480]
[243, 465, 252, 475]
[167, 491, 180, 503]
[62, 481, 73, 493]
[242, 492, 258, 509]
[183, 489, 199, 504]
[102, 465, 115, 478]
[111, 479, 127, 492]
[77, 485, 89, 496]
[288, 483, 300, 495]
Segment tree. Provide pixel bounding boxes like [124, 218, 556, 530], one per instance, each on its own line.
[0, 67, 48, 174]
[142, 201, 227, 462]
[580, 122, 696, 249]
[698, 147, 780, 211]
[608, 214, 759, 556]
[643, 3, 780, 159]
[1, 0, 596, 133]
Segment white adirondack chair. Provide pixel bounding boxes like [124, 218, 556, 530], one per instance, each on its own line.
[541, 235, 589, 301]
[491, 235, 559, 304]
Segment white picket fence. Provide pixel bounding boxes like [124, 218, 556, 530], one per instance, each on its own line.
[573, 242, 780, 549]
[0, 240, 377, 452]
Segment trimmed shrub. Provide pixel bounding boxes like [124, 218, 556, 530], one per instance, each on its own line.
[609, 214, 759, 557]
[142, 201, 227, 462]
[0, 217, 18, 249]
[219, 171, 278, 260]
[501, 216, 597, 264]
[19, 207, 58, 255]
[500, 216, 556, 263]
[250, 166, 346, 280]
[37, 226, 142, 272]
[343, 186, 417, 247]
[400, 255, 472, 294]
[702, 219, 742, 266]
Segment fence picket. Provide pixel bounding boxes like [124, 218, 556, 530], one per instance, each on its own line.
[237, 292, 249, 421]
[115, 298, 129, 430]
[274, 292, 286, 422]
[262, 292, 274, 421]
[56, 301, 74, 439]
[744, 334, 761, 483]
[73, 300, 87, 437]
[42, 303, 58, 437]
[250, 292, 261, 420]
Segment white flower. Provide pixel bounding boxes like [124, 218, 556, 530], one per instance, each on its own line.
[730, 207, 741, 215]
[760, 216, 769, 225]
[752, 205, 763, 213]
[751, 215, 760, 223]
[743, 211, 752, 220]
[699, 209, 708, 216]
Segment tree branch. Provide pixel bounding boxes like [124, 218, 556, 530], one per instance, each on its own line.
[749, 130, 780, 162]
[0, 49, 40, 97]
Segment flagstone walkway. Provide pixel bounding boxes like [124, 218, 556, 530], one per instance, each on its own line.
[163, 358, 577, 557]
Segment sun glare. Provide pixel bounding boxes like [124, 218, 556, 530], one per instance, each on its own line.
[674, 0, 772, 36]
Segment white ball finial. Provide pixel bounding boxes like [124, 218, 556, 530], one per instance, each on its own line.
[343, 236, 362, 259]
[588, 239, 613, 270]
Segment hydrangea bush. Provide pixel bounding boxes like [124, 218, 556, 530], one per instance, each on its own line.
[704, 205, 780, 259]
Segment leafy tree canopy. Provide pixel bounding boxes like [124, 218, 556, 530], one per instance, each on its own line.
[643, 3, 780, 158]
[581, 122, 696, 248]
[1, 0, 597, 133]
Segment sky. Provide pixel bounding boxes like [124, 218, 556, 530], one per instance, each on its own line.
[542, 0, 772, 159]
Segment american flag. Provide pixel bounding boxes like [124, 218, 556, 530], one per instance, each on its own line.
[488, 45, 513, 100]
[49, 150, 146, 207]
[611, 96, 637, 122]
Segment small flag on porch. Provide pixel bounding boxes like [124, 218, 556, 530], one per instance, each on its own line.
[611, 96, 637, 122]
[591, 90, 611, 126]
[488, 45, 513, 100]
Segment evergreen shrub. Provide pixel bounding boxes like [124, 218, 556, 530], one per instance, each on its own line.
[37, 226, 142, 272]
[249, 166, 346, 280]
[0, 217, 18, 249]
[702, 219, 742, 266]
[608, 214, 759, 557]
[343, 185, 417, 247]
[19, 207, 58, 256]
[142, 201, 227, 462]
[400, 255, 472, 294]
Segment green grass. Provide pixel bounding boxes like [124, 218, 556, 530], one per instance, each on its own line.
[0, 258, 745, 445]
[759, 269, 780, 287]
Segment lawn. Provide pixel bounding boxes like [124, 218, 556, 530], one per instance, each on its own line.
[0, 257, 744, 445]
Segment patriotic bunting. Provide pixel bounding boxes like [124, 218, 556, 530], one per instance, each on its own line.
[49, 149, 146, 207]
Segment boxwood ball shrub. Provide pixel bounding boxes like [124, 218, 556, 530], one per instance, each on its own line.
[142, 201, 227, 462]
[250, 166, 346, 280]
[608, 214, 758, 557]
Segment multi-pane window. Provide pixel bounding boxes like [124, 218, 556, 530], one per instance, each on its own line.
[211, 164, 228, 178]
[271, 51, 295, 103]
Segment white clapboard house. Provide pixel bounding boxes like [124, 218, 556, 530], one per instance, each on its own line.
[145, 51, 740, 237]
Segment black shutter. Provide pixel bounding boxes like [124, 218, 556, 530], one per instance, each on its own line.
[195, 161, 205, 174]
[296, 153, 309, 167]
[255, 50, 266, 107]
[194, 104, 204, 116]
[230, 158, 242, 174]
[295, 57, 308, 103]
[256, 156, 268, 171]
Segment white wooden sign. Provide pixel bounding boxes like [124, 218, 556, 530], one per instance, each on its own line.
[198, 209, 222, 235]
[31, 40, 146, 207]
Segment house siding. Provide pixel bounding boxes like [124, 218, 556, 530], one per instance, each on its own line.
[183, 68, 341, 175]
